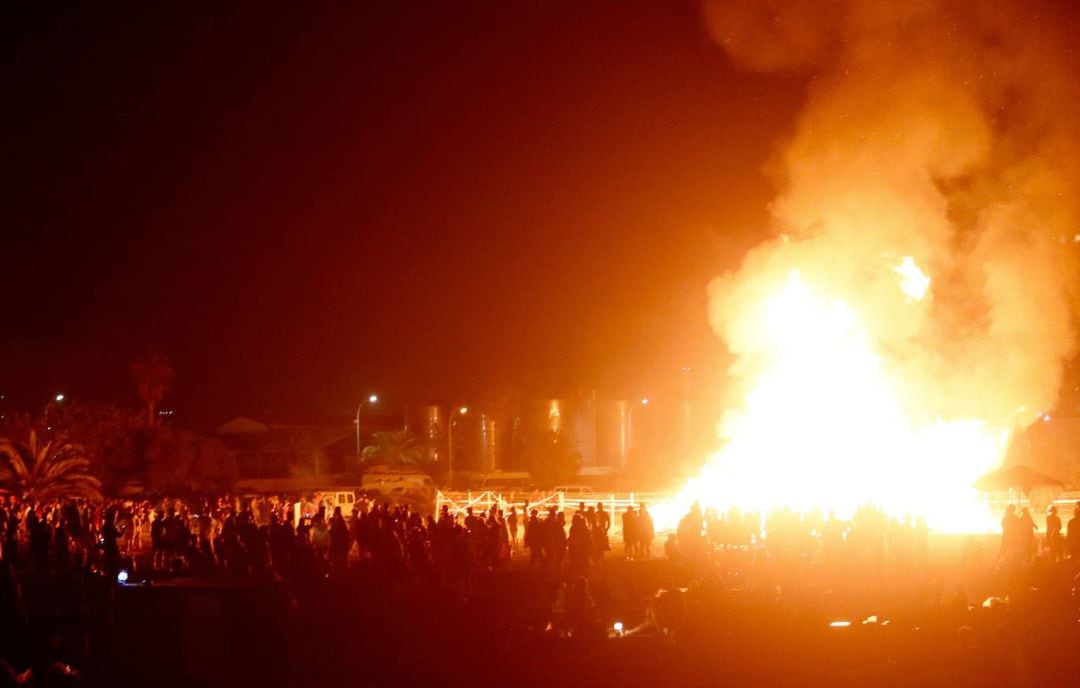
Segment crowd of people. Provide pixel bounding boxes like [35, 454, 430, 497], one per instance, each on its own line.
[665, 503, 936, 569]
[0, 492, 659, 685]
[999, 503, 1080, 562]
[3, 492, 1080, 685]
[0, 495, 588, 589]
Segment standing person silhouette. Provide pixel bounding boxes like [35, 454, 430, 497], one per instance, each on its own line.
[1045, 505, 1062, 561]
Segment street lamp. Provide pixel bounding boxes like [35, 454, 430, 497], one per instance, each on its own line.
[446, 406, 468, 490]
[44, 393, 66, 416]
[44, 393, 66, 432]
[355, 394, 379, 455]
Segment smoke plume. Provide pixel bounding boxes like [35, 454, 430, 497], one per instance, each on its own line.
[702, 0, 1080, 431]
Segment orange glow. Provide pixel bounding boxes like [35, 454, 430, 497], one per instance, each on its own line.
[680, 0, 1080, 537]
[656, 271, 1008, 533]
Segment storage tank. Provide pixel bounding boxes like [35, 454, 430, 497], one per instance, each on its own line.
[524, 398, 598, 468]
[595, 399, 630, 470]
[447, 409, 500, 472]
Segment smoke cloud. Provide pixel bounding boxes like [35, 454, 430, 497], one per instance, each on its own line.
[702, 0, 1080, 431]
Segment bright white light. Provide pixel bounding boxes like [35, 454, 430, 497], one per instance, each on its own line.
[54, 394, 65, 402]
[117, 570, 129, 584]
[458, 406, 469, 415]
[894, 256, 931, 301]
[640, 398, 649, 406]
[368, 394, 379, 404]
[829, 621, 851, 628]
[613, 621, 624, 635]
[652, 273, 1006, 534]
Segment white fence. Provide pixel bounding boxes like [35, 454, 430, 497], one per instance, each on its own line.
[433, 489, 1080, 536]
[434, 490, 671, 535]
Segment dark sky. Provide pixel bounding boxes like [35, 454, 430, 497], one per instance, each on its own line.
[0, 1, 806, 426]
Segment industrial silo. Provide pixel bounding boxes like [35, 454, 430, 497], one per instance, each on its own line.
[595, 399, 631, 470]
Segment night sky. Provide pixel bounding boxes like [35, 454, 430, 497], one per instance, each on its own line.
[1, 2, 808, 426]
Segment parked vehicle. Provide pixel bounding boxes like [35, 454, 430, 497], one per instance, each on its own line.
[294, 490, 358, 523]
[361, 469, 435, 510]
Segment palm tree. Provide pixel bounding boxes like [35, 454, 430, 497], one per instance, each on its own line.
[0, 429, 102, 501]
[131, 351, 175, 426]
[361, 430, 425, 469]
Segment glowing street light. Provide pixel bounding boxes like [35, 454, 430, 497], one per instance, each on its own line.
[42, 390, 67, 429]
[446, 406, 469, 489]
[44, 392, 67, 422]
[355, 394, 379, 455]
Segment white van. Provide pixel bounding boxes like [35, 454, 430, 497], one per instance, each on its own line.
[293, 490, 358, 524]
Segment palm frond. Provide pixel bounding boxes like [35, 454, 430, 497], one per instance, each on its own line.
[0, 430, 102, 501]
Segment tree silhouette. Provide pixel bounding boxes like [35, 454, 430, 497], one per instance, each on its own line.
[524, 428, 581, 488]
[0, 429, 102, 501]
[130, 351, 175, 426]
[361, 430, 425, 469]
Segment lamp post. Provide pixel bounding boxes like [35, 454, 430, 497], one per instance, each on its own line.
[446, 406, 469, 490]
[44, 393, 66, 429]
[355, 394, 379, 456]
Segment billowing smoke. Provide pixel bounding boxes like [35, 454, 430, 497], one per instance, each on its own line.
[702, 0, 1080, 432]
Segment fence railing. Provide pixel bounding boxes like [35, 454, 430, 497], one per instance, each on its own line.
[433, 490, 1080, 536]
[434, 490, 672, 536]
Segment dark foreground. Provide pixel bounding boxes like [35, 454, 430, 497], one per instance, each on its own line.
[77, 552, 1078, 688]
[4, 496, 1079, 687]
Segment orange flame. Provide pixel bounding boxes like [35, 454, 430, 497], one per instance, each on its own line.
[657, 270, 1007, 533]
[676, 0, 1080, 534]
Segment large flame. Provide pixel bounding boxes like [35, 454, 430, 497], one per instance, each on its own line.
[658, 265, 1007, 532]
[664, 0, 1080, 534]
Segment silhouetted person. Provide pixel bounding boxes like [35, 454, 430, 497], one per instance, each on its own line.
[329, 506, 350, 575]
[1017, 507, 1036, 561]
[638, 506, 654, 560]
[525, 509, 541, 566]
[1045, 505, 1062, 561]
[1067, 502, 1080, 561]
[150, 510, 167, 569]
[567, 514, 591, 577]
[592, 503, 610, 565]
[564, 577, 597, 639]
[100, 510, 120, 578]
[507, 505, 520, 553]
[999, 505, 1019, 560]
